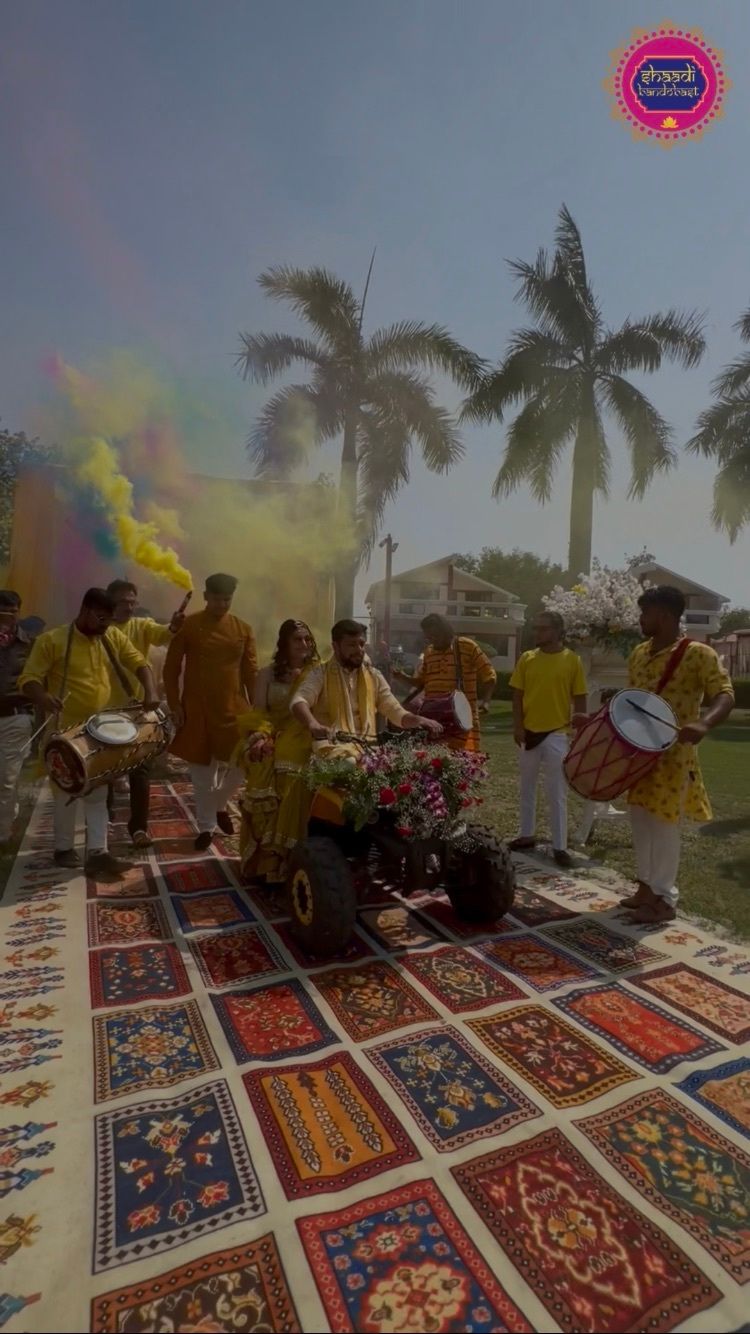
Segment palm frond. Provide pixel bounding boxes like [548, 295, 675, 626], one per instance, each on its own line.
[710, 353, 750, 400]
[596, 323, 664, 374]
[366, 371, 463, 472]
[625, 309, 706, 369]
[355, 410, 412, 559]
[235, 332, 327, 385]
[461, 330, 574, 423]
[493, 381, 578, 502]
[687, 387, 750, 460]
[600, 375, 675, 499]
[710, 450, 750, 541]
[552, 204, 602, 343]
[735, 307, 750, 342]
[257, 266, 359, 350]
[508, 253, 595, 356]
[365, 321, 485, 390]
[246, 384, 322, 476]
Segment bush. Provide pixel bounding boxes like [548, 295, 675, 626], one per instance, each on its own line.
[732, 678, 750, 709]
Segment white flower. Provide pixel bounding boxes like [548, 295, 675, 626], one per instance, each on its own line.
[543, 560, 648, 641]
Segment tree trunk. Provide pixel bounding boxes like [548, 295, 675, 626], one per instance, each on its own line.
[567, 413, 596, 578]
[334, 413, 358, 619]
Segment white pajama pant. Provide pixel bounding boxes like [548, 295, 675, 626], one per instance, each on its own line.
[189, 760, 243, 834]
[0, 713, 32, 841]
[629, 804, 680, 906]
[53, 786, 109, 854]
[519, 731, 569, 851]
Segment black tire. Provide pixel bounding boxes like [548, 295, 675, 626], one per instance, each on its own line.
[445, 825, 516, 922]
[285, 837, 357, 957]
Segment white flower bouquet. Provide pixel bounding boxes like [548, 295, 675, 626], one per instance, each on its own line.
[543, 560, 647, 657]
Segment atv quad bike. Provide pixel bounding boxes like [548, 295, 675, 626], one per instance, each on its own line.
[285, 732, 515, 957]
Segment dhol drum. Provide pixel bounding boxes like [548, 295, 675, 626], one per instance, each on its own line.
[564, 689, 678, 802]
[415, 690, 473, 736]
[44, 705, 173, 798]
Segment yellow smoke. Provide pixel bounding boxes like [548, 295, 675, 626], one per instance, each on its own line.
[71, 435, 192, 589]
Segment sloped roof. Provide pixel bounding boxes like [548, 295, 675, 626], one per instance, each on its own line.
[632, 561, 728, 603]
[366, 555, 519, 604]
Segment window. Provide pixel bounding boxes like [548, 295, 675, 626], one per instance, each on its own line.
[398, 583, 440, 600]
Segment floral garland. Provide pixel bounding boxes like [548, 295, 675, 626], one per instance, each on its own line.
[306, 743, 488, 839]
[543, 560, 649, 658]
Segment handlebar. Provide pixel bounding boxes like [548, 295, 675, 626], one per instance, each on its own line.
[331, 729, 434, 751]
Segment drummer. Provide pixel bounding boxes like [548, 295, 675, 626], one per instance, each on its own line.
[105, 578, 186, 848]
[18, 588, 159, 877]
[394, 615, 496, 752]
[575, 585, 734, 924]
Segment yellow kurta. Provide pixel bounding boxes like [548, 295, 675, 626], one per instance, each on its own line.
[234, 669, 313, 882]
[107, 617, 172, 706]
[627, 638, 734, 824]
[18, 624, 147, 730]
[413, 637, 496, 752]
[164, 611, 257, 765]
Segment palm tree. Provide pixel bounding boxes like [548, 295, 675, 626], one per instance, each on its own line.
[237, 264, 484, 617]
[462, 205, 705, 577]
[688, 306, 750, 540]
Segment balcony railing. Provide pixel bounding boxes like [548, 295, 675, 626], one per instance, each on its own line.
[382, 598, 526, 624]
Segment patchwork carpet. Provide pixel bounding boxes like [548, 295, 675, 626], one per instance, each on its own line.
[1, 779, 749, 1333]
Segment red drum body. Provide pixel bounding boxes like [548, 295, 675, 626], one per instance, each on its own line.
[416, 690, 473, 736]
[564, 689, 678, 802]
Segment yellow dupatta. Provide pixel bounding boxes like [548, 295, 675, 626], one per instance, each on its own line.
[322, 658, 378, 739]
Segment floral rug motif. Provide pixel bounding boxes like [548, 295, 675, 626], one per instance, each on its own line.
[2, 780, 748, 1332]
[577, 1089, 750, 1282]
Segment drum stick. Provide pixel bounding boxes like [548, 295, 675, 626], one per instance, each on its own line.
[17, 693, 71, 757]
[628, 699, 680, 732]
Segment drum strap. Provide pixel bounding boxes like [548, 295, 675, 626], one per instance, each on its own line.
[453, 639, 465, 692]
[655, 637, 692, 695]
[100, 633, 138, 700]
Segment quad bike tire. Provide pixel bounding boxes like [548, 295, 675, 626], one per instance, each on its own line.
[285, 837, 357, 957]
[445, 824, 516, 922]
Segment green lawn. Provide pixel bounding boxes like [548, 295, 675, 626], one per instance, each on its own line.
[481, 702, 750, 941]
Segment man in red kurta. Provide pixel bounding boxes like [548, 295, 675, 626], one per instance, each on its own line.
[164, 573, 257, 850]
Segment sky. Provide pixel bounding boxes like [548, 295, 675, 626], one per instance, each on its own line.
[1, 0, 749, 614]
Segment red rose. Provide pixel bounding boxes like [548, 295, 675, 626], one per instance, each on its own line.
[396, 826, 413, 837]
[397, 782, 412, 796]
[430, 757, 443, 770]
[461, 797, 473, 808]
[458, 780, 468, 791]
[379, 787, 397, 806]
[415, 750, 427, 760]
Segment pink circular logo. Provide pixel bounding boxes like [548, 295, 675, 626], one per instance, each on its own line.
[605, 24, 729, 145]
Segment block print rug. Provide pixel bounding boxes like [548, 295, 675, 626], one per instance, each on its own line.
[1, 781, 748, 1333]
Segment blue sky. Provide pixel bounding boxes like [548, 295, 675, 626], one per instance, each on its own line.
[1, 0, 749, 610]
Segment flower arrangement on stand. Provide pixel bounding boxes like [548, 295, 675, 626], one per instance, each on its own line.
[306, 743, 488, 838]
[543, 560, 648, 658]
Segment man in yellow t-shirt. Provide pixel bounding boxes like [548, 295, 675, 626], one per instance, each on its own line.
[105, 579, 186, 846]
[19, 587, 158, 876]
[509, 611, 587, 867]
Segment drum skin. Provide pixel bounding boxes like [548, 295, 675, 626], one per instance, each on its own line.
[564, 698, 670, 802]
[416, 691, 472, 736]
[44, 707, 173, 798]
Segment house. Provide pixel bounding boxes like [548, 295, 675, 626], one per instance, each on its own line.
[365, 556, 526, 670]
[630, 560, 728, 642]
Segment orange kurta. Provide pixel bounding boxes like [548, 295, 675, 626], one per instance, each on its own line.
[164, 611, 257, 765]
[413, 636, 496, 752]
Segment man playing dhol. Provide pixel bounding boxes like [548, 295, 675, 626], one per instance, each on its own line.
[19, 587, 158, 875]
[396, 614, 496, 752]
[164, 573, 257, 851]
[291, 619, 443, 754]
[105, 579, 186, 846]
[616, 585, 733, 924]
[509, 610, 588, 869]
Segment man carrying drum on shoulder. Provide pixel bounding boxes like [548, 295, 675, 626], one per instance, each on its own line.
[394, 615, 496, 753]
[105, 578, 186, 848]
[19, 587, 159, 877]
[574, 585, 734, 925]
